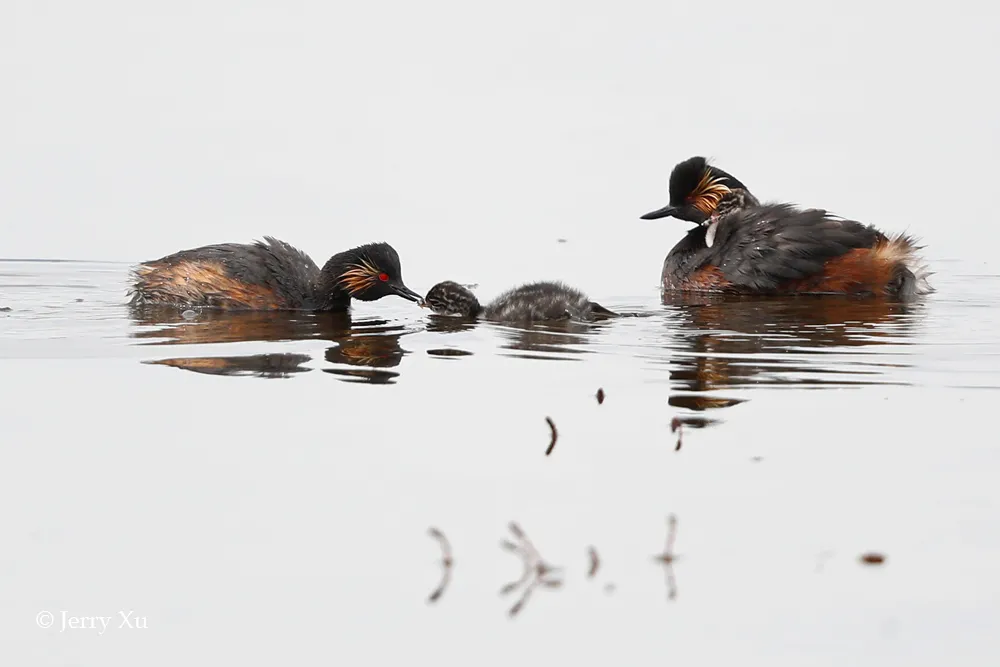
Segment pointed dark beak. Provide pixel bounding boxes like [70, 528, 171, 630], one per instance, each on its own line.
[390, 283, 423, 303]
[640, 205, 678, 220]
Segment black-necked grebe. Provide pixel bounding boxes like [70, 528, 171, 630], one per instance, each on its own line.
[641, 157, 932, 300]
[421, 280, 616, 322]
[128, 237, 422, 311]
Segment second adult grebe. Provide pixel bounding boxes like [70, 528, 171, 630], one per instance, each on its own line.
[640, 157, 932, 300]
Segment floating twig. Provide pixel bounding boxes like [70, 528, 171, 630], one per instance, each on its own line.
[653, 514, 680, 600]
[427, 527, 454, 603]
[586, 545, 615, 592]
[587, 546, 600, 578]
[500, 522, 536, 595]
[544, 417, 558, 456]
[670, 417, 683, 451]
[500, 539, 520, 552]
[499, 541, 534, 595]
[596, 388, 605, 405]
[507, 585, 533, 616]
[500, 522, 563, 617]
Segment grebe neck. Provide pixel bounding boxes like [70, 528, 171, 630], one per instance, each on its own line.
[313, 252, 358, 311]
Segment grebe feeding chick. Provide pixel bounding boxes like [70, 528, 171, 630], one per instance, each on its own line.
[128, 237, 422, 311]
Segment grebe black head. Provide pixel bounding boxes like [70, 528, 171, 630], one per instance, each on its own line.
[640, 156, 759, 225]
[324, 242, 422, 304]
[421, 281, 483, 317]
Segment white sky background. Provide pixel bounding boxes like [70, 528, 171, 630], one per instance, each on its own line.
[2, 1, 997, 285]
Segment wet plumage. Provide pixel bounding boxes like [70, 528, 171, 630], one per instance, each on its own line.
[641, 157, 932, 299]
[128, 237, 422, 311]
[422, 280, 616, 322]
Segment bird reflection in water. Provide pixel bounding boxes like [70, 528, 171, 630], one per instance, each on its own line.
[423, 310, 609, 362]
[322, 325, 406, 384]
[660, 294, 922, 424]
[129, 306, 410, 384]
[147, 353, 313, 379]
[493, 319, 608, 362]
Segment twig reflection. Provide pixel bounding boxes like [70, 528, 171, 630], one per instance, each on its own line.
[500, 522, 563, 617]
[427, 527, 454, 603]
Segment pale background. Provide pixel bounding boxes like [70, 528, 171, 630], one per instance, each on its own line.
[4, 1, 996, 294]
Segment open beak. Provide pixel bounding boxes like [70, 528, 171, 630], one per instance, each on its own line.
[640, 205, 678, 220]
[390, 283, 424, 303]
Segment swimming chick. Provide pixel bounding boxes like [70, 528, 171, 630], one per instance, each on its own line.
[640, 156, 932, 300]
[421, 280, 616, 322]
[128, 237, 422, 311]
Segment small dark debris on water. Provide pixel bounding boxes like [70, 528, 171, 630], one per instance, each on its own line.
[751, 456, 763, 463]
[0, 307, 11, 312]
[544, 417, 558, 455]
[427, 527, 454, 603]
[596, 388, 605, 404]
[75, 298, 83, 302]
[670, 417, 683, 451]
[556, 238, 568, 243]
[587, 546, 600, 578]
[859, 552, 886, 566]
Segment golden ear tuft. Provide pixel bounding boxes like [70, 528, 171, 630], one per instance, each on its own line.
[337, 256, 381, 295]
[687, 169, 732, 215]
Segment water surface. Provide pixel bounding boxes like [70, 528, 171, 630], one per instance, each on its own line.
[2, 256, 998, 666]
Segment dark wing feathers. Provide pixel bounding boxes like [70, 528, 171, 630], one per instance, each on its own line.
[144, 237, 321, 307]
[710, 204, 881, 291]
[249, 237, 322, 305]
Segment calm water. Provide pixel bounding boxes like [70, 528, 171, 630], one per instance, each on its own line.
[2, 252, 999, 665]
[6, 0, 1000, 662]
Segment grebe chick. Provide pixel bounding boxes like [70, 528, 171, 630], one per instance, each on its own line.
[422, 280, 616, 322]
[128, 237, 422, 311]
[640, 156, 932, 300]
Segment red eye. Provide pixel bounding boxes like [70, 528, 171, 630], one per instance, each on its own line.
[378, 272, 389, 282]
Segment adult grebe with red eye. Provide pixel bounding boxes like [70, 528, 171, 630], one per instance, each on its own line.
[127, 239, 422, 310]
